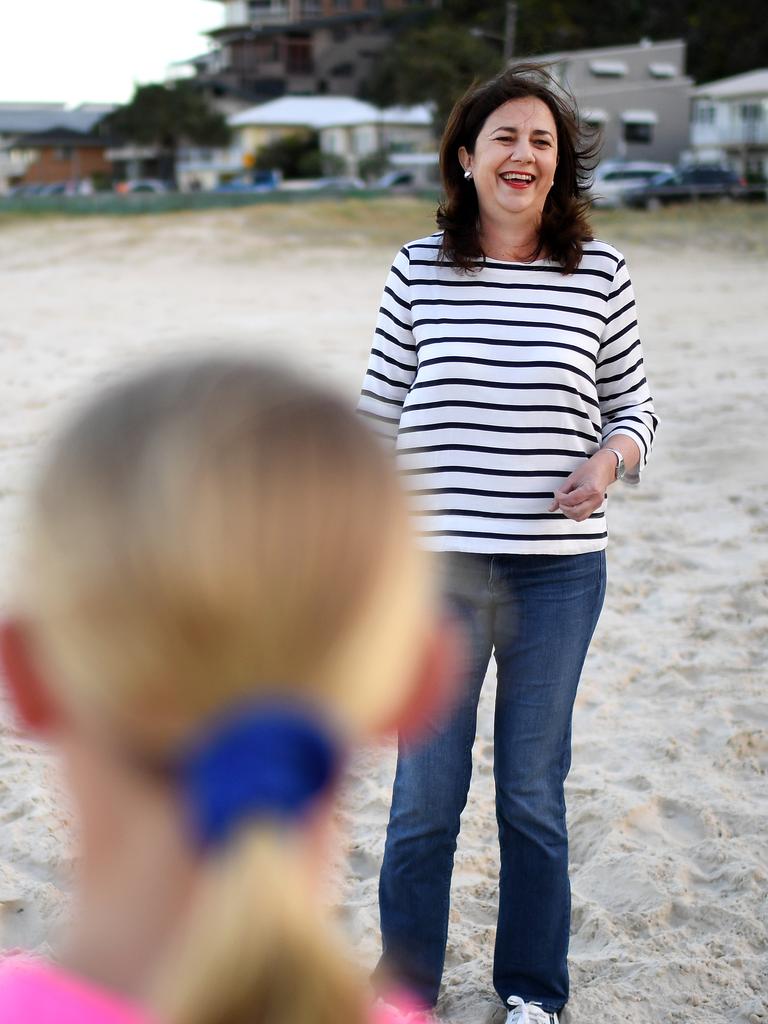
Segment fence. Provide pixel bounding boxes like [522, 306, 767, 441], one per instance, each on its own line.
[0, 187, 440, 217]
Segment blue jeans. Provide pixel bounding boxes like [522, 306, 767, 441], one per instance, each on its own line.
[376, 551, 606, 1014]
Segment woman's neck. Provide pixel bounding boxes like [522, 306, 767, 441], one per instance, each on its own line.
[479, 213, 543, 263]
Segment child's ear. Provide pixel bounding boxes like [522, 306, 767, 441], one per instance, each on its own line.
[0, 619, 61, 734]
[376, 614, 467, 742]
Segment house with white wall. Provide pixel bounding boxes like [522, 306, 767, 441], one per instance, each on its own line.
[182, 94, 434, 187]
[315, 101, 434, 177]
[690, 69, 768, 180]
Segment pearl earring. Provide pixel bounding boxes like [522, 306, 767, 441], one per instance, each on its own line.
[463, 168, 473, 180]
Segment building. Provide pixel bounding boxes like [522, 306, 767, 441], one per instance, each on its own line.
[187, 0, 440, 106]
[3, 127, 112, 188]
[177, 94, 434, 188]
[0, 103, 113, 191]
[690, 69, 768, 180]
[523, 39, 692, 166]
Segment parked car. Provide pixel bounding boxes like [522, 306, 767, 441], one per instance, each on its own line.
[309, 175, 365, 191]
[281, 175, 365, 192]
[213, 169, 281, 193]
[114, 179, 172, 194]
[621, 165, 750, 209]
[374, 170, 417, 191]
[38, 182, 70, 196]
[589, 161, 674, 208]
[7, 183, 50, 198]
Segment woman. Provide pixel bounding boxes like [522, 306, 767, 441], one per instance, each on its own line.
[358, 65, 658, 1024]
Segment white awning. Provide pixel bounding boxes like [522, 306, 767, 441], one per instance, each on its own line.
[589, 60, 628, 77]
[582, 108, 609, 123]
[621, 109, 659, 125]
[648, 62, 677, 79]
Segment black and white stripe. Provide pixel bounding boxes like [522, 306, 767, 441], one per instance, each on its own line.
[358, 233, 658, 554]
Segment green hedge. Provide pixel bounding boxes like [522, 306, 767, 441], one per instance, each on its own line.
[0, 188, 441, 217]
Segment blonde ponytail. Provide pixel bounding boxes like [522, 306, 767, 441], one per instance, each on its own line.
[17, 356, 434, 1024]
[156, 826, 367, 1024]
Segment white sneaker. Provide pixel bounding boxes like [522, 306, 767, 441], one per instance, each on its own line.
[505, 995, 559, 1024]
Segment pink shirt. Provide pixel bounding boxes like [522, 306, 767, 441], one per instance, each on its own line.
[0, 957, 425, 1024]
[0, 958, 151, 1024]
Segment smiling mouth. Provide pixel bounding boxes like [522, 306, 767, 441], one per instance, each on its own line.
[500, 172, 536, 188]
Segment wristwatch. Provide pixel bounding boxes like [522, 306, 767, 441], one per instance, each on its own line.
[602, 446, 625, 481]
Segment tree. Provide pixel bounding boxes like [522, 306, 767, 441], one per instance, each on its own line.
[361, 22, 500, 130]
[253, 131, 345, 179]
[100, 82, 231, 184]
[359, 0, 768, 119]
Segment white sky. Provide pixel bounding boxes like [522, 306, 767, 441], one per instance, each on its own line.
[0, 1, 221, 106]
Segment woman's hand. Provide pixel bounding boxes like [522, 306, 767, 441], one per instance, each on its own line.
[548, 450, 617, 522]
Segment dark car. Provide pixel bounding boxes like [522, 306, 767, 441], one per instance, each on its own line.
[621, 165, 749, 209]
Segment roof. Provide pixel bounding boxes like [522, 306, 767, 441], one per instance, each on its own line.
[0, 103, 114, 136]
[229, 95, 433, 129]
[692, 68, 768, 99]
[4, 127, 110, 148]
[377, 105, 433, 127]
[529, 38, 685, 65]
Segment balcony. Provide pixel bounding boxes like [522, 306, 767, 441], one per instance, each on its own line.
[692, 121, 768, 148]
[247, 2, 292, 26]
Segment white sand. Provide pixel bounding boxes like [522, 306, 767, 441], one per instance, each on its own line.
[0, 205, 766, 1023]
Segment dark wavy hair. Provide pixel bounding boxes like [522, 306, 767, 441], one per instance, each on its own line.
[437, 63, 601, 275]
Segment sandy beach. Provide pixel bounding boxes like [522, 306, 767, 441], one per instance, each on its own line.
[0, 199, 766, 1023]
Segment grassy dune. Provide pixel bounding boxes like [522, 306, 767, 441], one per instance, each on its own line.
[2, 196, 767, 259]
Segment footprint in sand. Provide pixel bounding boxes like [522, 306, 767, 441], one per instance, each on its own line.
[348, 843, 381, 880]
[717, 729, 768, 774]
[620, 796, 712, 847]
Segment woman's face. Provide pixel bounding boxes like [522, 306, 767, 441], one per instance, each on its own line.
[459, 95, 559, 229]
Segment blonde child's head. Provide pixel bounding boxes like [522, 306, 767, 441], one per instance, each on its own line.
[1, 355, 452, 1024]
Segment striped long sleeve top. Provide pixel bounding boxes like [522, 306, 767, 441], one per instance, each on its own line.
[358, 232, 658, 555]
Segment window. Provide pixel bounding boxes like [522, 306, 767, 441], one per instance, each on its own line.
[740, 102, 763, 122]
[388, 140, 416, 154]
[624, 122, 653, 144]
[695, 103, 716, 125]
[55, 147, 74, 161]
[286, 39, 313, 74]
[745, 156, 765, 179]
[254, 40, 279, 60]
[622, 110, 658, 144]
[10, 147, 35, 163]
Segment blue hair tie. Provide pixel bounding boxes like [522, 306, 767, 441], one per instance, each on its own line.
[177, 701, 341, 851]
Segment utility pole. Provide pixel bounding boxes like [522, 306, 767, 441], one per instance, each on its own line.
[503, 2, 518, 66]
